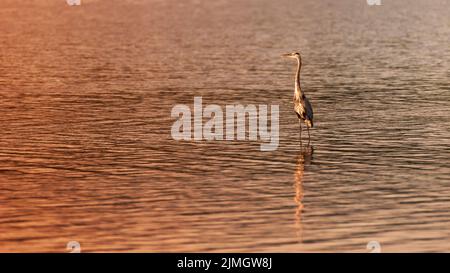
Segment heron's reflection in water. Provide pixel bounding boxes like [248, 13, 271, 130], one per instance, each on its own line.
[294, 145, 314, 242]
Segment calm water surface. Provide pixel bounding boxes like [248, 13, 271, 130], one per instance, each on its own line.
[0, 0, 449, 252]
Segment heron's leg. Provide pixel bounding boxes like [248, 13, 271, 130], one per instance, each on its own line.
[306, 126, 310, 145]
[299, 120, 302, 144]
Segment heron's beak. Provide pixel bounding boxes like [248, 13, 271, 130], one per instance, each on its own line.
[281, 53, 291, 58]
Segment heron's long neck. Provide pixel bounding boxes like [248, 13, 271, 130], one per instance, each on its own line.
[294, 59, 303, 99]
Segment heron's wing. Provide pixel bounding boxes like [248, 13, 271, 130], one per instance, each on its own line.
[304, 97, 313, 121]
[294, 97, 313, 121]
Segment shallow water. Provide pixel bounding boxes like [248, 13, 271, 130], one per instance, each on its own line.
[0, 0, 449, 252]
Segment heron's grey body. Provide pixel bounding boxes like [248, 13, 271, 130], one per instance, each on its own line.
[283, 52, 314, 143]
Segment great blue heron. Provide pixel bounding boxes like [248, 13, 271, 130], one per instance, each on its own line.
[282, 52, 314, 144]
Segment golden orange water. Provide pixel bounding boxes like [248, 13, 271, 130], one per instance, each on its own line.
[0, 0, 449, 252]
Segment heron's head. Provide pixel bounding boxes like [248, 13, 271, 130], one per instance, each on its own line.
[282, 52, 302, 61]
